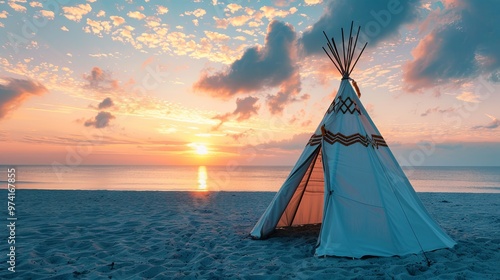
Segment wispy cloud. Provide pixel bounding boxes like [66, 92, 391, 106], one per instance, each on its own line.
[472, 114, 500, 130]
[456, 91, 481, 103]
[256, 132, 311, 151]
[420, 106, 458, 117]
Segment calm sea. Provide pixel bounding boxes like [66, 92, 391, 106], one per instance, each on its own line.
[0, 165, 499, 193]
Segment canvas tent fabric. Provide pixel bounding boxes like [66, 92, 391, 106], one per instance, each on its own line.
[250, 24, 456, 258]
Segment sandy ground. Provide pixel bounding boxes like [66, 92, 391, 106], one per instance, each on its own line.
[0, 190, 499, 279]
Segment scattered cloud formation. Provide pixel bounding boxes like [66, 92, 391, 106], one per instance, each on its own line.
[300, 0, 420, 55]
[84, 111, 115, 128]
[62, 3, 92, 22]
[404, 0, 500, 91]
[472, 114, 499, 130]
[98, 97, 114, 109]
[213, 96, 260, 130]
[194, 20, 298, 99]
[0, 78, 48, 119]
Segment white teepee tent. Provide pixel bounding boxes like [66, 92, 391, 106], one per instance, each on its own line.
[250, 23, 456, 258]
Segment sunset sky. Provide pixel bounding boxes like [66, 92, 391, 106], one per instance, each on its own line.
[1, 0, 499, 166]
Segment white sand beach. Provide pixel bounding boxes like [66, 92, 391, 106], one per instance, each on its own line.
[1, 190, 499, 279]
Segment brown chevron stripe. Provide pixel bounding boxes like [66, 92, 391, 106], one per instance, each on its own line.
[371, 135, 388, 147]
[307, 129, 388, 148]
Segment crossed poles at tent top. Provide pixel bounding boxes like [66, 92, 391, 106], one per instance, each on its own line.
[322, 21, 368, 80]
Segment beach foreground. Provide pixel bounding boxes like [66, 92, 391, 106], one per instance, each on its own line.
[1, 191, 499, 279]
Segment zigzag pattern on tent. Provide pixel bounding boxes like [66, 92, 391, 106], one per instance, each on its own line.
[327, 96, 361, 114]
[307, 129, 388, 148]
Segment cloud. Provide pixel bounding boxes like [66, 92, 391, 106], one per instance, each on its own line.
[97, 97, 114, 109]
[194, 20, 298, 99]
[232, 96, 260, 121]
[185, 8, 206, 18]
[472, 114, 499, 130]
[204, 30, 230, 42]
[127, 11, 146, 20]
[266, 72, 308, 115]
[403, 0, 500, 91]
[62, 3, 92, 22]
[29, 2, 42, 8]
[157, 5, 168, 15]
[227, 3, 242, 13]
[110, 16, 125, 26]
[259, 6, 296, 20]
[213, 96, 260, 130]
[456, 91, 481, 103]
[227, 15, 252, 26]
[304, 0, 323, 5]
[84, 67, 119, 90]
[84, 111, 115, 128]
[213, 16, 229, 29]
[8, 1, 27, 12]
[20, 134, 140, 146]
[85, 18, 112, 35]
[256, 132, 312, 151]
[300, 0, 420, 55]
[420, 106, 458, 117]
[0, 78, 48, 119]
[37, 10, 55, 20]
[228, 128, 255, 141]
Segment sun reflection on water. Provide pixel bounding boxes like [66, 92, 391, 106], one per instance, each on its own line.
[198, 166, 207, 191]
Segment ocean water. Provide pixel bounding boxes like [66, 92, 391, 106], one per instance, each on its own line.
[0, 165, 499, 193]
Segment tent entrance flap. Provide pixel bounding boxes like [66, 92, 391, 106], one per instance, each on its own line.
[277, 148, 325, 227]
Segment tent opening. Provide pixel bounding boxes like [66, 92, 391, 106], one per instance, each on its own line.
[277, 148, 325, 227]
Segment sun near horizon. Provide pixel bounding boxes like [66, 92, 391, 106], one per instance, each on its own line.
[190, 143, 209, 156]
